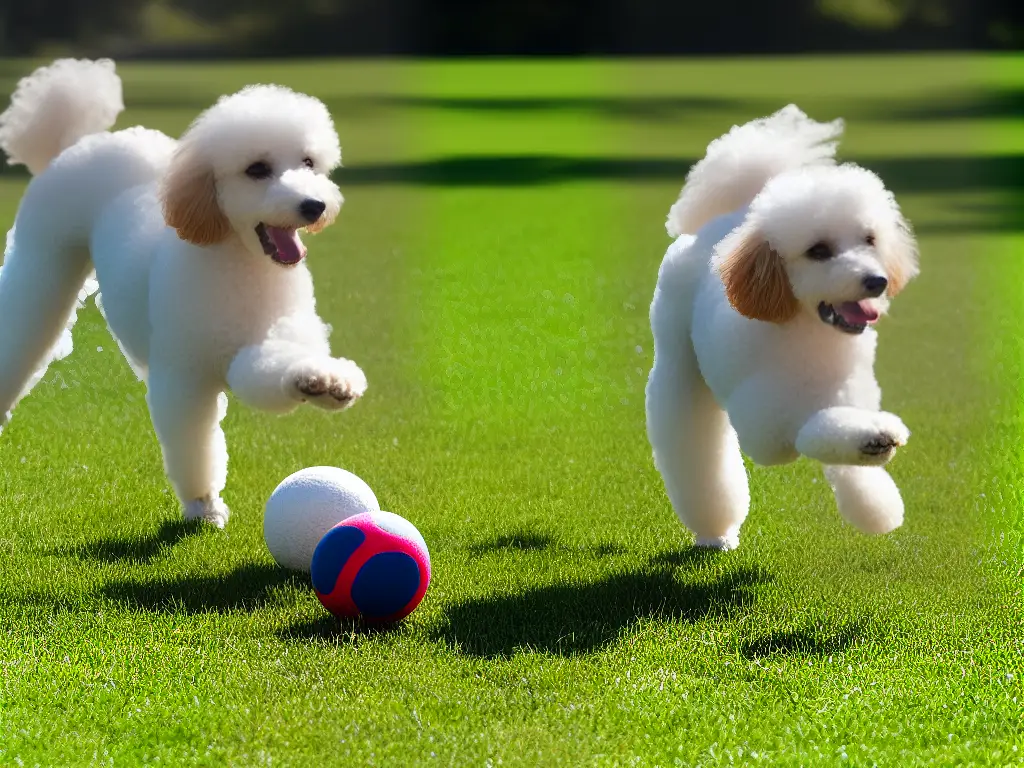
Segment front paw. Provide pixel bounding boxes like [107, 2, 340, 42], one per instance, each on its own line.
[858, 412, 909, 465]
[796, 407, 909, 466]
[288, 357, 367, 410]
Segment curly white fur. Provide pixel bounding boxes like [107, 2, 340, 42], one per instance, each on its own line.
[647, 105, 919, 550]
[0, 58, 123, 175]
[0, 59, 366, 528]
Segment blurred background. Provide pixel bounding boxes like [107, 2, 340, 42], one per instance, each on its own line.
[1, 0, 1020, 58]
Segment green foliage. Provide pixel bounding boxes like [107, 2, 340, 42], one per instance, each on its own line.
[1, 0, 1021, 55]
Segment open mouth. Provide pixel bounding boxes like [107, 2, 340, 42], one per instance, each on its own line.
[255, 223, 307, 265]
[817, 300, 880, 335]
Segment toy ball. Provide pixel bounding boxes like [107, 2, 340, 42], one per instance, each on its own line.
[264, 466, 379, 572]
[311, 511, 431, 623]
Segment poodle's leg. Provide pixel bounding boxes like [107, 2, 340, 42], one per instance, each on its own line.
[227, 340, 366, 414]
[795, 406, 909, 467]
[646, 353, 750, 551]
[146, 371, 230, 527]
[0, 240, 93, 423]
[823, 465, 904, 534]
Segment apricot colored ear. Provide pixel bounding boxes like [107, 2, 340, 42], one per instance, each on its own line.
[717, 234, 798, 323]
[160, 148, 230, 245]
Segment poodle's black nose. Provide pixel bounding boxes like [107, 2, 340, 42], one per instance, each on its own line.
[298, 199, 326, 223]
[862, 275, 888, 297]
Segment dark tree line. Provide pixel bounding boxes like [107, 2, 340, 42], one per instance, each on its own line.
[1, 0, 1020, 56]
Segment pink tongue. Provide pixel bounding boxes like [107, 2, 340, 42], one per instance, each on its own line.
[267, 226, 306, 264]
[837, 301, 880, 325]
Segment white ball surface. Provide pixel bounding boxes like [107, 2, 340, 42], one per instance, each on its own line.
[264, 466, 379, 572]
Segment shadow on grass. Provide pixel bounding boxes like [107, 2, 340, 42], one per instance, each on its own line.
[740, 623, 864, 659]
[4, 86, 1014, 124]
[432, 551, 769, 657]
[875, 88, 1024, 122]
[99, 563, 305, 613]
[71, 518, 207, 564]
[650, 548, 723, 567]
[467, 528, 628, 558]
[915, 197, 1024, 235]
[362, 94, 746, 120]
[335, 154, 1024, 197]
[469, 529, 554, 555]
[337, 90, 1023, 124]
[375, 90, 1024, 123]
[279, 614, 404, 641]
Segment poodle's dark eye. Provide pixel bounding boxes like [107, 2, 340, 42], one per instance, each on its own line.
[864, 232, 876, 246]
[805, 242, 834, 261]
[302, 157, 315, 169]
[245, 161, 272, 180]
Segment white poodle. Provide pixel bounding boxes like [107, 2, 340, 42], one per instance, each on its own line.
[0, 59, 366, 527]
[646, 106, 919, 551]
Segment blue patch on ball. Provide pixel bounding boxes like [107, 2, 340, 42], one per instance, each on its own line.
[310, 525, 365, 595]
[351, 552, 421, 617]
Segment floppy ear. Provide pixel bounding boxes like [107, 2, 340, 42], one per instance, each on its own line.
[880, 214, 919, 297]
[160, 147, 231, 246]
[717, 231, 799, 323]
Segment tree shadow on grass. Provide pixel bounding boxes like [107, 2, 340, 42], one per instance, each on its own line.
[334, 154, 1023, 197]
[872, 88, 1024, 122]
[915, 197, 1024, 235]
[99, 563, 305, 614]
[432, 551, 769, 657]
[365, 94, 747, 120]
[70, 518, 207, 564]
[367, 91, 1024, 124]
[740, 623, 864, 659]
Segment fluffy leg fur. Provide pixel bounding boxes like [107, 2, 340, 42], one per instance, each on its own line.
[823, 464, 904, 534]
[647, 358, 749, 550]
[0, 236, 94, 424]
[647, 266, 750, 551]
[146, 372, 230, 527]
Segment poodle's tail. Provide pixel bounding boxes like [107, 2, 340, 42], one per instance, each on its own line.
[665, 105, 843, 238]
[0, 58, 123, 175]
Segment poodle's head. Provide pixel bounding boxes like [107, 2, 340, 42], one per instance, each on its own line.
[713, 164, 918, 334]
[160, 85, 343, 265]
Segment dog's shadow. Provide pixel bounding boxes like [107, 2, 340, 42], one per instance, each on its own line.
[99, 563, 305, 614]
[64, 517, 308, 614]
[430, 548, 769, 657]
[71, 518, 207, 564]
[467, 528, 628, 559]
[468, 529, 554, 555]
[279, 615, 404, 642]
[740, 624, 863, 659]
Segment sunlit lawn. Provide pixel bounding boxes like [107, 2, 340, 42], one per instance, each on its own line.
[0, 55, 1020, 765]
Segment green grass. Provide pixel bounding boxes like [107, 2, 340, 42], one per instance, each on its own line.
[0, 55, 1021, 766]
